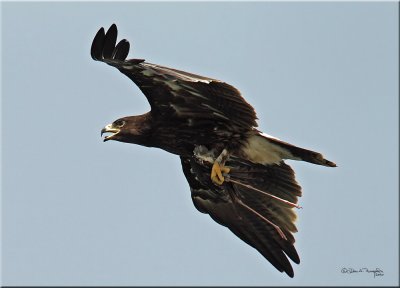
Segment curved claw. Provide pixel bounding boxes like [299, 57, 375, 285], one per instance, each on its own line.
[211, 161, 230, 185]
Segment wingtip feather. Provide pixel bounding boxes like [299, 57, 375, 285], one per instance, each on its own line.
[91, 24, 136, 64]
[90, 27, 105, 60]
[102, 24, 118, 58]
[113, 39, 130, 61]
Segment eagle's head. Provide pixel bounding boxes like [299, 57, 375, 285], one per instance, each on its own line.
[101, 114, 152, 145]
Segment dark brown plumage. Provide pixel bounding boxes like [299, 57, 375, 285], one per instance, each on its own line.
[92, 24, 336, 278]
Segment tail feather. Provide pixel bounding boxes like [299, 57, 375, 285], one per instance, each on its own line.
[245, 133, 337, 167]
[268, 137, 336, 167]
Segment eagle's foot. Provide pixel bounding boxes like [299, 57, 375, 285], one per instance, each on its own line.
[210, 149, 231, 185]
[211, 161, 231, 185]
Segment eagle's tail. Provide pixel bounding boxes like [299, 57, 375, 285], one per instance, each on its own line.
[241, 133, 337, 167]
[268, 136, 336, 167]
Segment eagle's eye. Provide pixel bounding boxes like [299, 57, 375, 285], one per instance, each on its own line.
[114, 120, 125, 128]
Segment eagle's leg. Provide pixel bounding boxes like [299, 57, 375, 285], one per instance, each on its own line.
[211, 149, 231, 185]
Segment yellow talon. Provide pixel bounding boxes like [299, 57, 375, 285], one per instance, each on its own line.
[211, 161, 231, 185]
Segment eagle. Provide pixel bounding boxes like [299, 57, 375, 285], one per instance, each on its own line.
[91, 24, 336, 278]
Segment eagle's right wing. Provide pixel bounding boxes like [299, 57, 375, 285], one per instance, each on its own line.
[180, 156, 302, 278]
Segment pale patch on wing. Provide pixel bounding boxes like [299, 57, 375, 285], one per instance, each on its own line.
[201, 103, 222, 113]
[188, 89, 209, 100]
[141, 69, 154, 77]
[260, 132, 282, 141]
[142, 63, 213, 83]
[212, 112, 229, 120]
[122, 63, 135, 69]
[242, 134, 297, 165]
[164, 80, 181, 91]
[170, 104, 182, 114]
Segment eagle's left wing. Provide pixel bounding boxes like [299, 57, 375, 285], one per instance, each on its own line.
[180, 156, 302, 278]
[91, 24, 257, 131]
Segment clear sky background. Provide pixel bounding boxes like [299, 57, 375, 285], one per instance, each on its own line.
[1, 1, 398, 286]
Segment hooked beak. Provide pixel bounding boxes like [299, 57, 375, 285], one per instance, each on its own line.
[101, 124, 120, 142]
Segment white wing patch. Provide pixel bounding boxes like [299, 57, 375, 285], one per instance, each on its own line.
[242, 134, 297, 165]
[260, 132, 282, 141]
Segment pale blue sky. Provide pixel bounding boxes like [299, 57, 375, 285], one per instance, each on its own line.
[2, 2, 398, 286]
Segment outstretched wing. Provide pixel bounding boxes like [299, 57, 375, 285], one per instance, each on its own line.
[91, 24, 257, 130]
[180, 156, 302, 278]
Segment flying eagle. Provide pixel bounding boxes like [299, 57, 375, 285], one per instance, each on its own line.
[91, 24, 336, 278]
